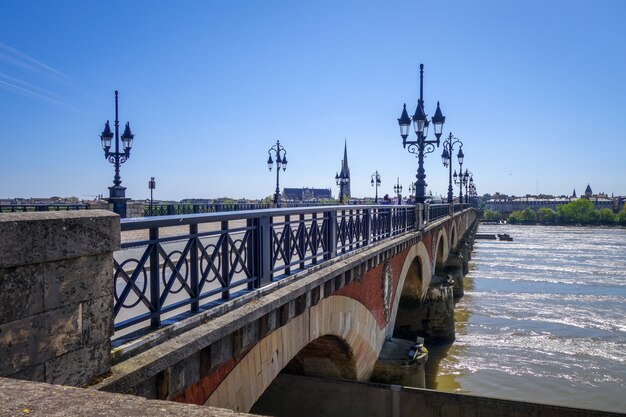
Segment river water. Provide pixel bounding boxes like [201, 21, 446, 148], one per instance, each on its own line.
[426, 224, 626, 413]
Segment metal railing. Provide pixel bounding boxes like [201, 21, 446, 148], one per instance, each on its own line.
[113, 202, 471, 339]
[144, 202, 339, 217]
[0, 204, 88, 213]
[114, 205, 419, 335]
[427, 203, 469, 222]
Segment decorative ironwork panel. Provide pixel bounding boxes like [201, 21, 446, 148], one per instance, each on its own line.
[269, 213, 329, 277]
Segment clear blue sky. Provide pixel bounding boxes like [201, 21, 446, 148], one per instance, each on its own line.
[1, 0, 625, 201]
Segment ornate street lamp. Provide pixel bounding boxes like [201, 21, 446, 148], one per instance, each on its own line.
[371, 171, 381, 203]
[454, 167, 470, 204]
[464, 170, 473, 204]
[468, 179, 478, 207]
[441, 133, 464, 204]
[335, 171, 349, 204]
[408, 182, 416, 197]
[398, 64, 445, 204]
[100, 90, 134, 218]
[452, 146, 465, 203]
[267, 140, 287, 207]
[393, 177, 403, 200]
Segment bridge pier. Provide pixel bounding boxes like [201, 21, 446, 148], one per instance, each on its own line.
[370, 337, 428, 388]
[443, 252, 465, 300]
[394, 276, 456, 344]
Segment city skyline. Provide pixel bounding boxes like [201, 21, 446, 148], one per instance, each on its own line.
[1, 1, 625, 201]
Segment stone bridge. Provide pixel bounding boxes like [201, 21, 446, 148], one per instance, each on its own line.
[0, 205, 477, 415]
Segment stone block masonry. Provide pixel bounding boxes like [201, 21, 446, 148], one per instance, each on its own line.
[0, 210, 120, 386]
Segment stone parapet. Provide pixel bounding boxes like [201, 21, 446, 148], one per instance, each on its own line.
[0, 210, 120, 386]
[126, 201, 145, 218]
[0, 377, 252, 417]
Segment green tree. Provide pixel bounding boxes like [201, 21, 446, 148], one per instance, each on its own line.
[618, 206, 626, 226]
[482, 210, 501, 222]
[598, 208, 616, 225]
[520, 208, 537, 223]
[557, 199, 598, 224]
[508, 210, 523, 224]
[537, 208, 557, 224]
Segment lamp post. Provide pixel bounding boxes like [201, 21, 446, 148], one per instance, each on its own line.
[454, 168, 469, 204]
[393, 177, 403, 201]
[468, 177, 477, 207]
[463, 168, 474, 204]
[452, 146, 465, 203]
[267, 140, 287, 207]
[441, 133, 464, 204]
[335, 170, 349, 204]
[100, 90, 134, 218]
[397, 64, 446, 204]
[371, 171, 381, 203]
[148, 177, 156, 216]
[408, 182, 416, 198]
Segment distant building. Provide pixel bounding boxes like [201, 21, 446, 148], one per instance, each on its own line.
[282, 187, 332, 201]
[336, 140, 351, 201]
[485, 184, 617, 214]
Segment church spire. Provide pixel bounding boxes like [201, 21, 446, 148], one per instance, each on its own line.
[341, 138, 349, 175]
[336, 139, 351, 201]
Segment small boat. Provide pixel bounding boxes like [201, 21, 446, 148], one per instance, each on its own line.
[497, 233, 513, 241]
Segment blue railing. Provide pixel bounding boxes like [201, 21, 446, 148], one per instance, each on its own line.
[113, 203, 468, 338]
[144, 201, 337, 216]
[0, 204, 87, 212]
[114, 205, 419, 334]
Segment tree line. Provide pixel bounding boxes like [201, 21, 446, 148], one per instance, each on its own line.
[482, 199, 626, 226]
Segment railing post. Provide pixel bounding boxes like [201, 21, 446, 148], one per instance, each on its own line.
[255, 215, 272, 287]
[311, 212, 318, 264]
[284, 214, 291, 275]
[190, 223, 199, 312]
[167, 204, 175, 216]
[247, 218, 255, 290]
[299, 213, 306, 270]
[149, 227, 161, 328]
[416, 203, 424, 230]
[363, 208, 371, 245]
[325, 209, 337, 260]
[221, 220, 230, 300]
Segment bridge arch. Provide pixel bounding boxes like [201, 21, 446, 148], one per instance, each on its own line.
[450, 221, 458, 249]
[434, 228, 449, 274]
[205, 295, 382, 413]
[387, 241, 431, 339]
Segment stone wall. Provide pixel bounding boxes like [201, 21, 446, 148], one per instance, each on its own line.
[253, 374, 622, 417]
[86, 200, 144, 218]
[0, 210, 119, 386]
[126, 201, 145, 218]
[0, 377, 253, 417]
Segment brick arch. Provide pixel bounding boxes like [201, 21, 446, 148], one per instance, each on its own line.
[386, 241, 431, 339]
[204, 295, 383, 413]
[434, 228, 449, 274]
[449, 221, 458, 249]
